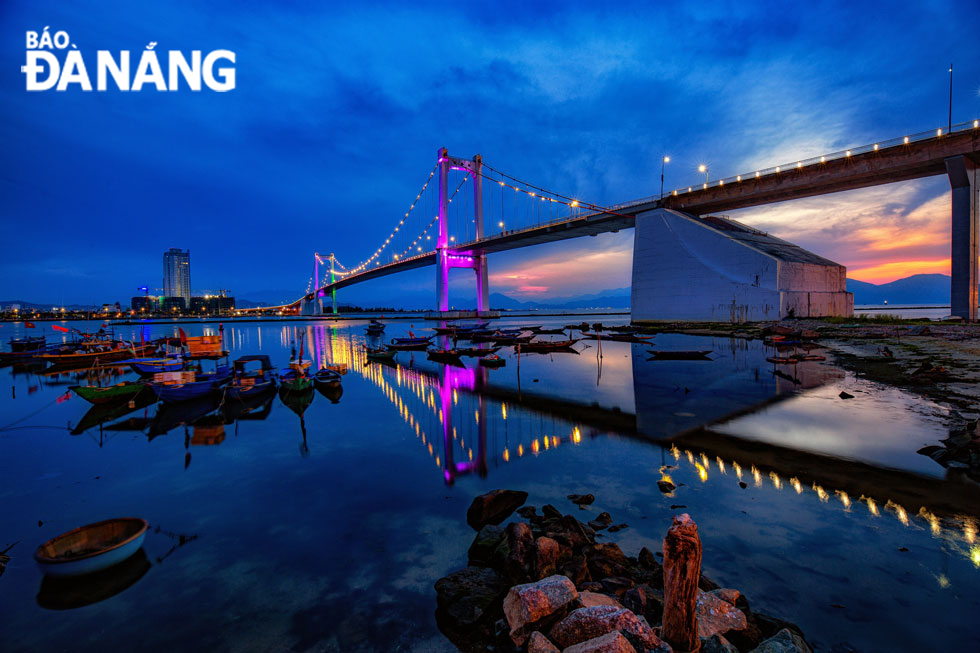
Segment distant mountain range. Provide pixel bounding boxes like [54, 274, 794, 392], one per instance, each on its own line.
[490, 288, 631, 310]
[846, 273, 950, 305]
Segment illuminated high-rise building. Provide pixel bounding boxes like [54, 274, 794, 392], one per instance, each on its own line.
[163, 248, 191, 304]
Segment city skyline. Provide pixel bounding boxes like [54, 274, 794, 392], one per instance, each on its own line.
[2, 0, 979, 307]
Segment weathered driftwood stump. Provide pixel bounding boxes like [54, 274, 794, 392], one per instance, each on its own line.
[662, 513, 702, 653]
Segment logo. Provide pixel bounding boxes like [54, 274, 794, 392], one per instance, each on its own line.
[23, 27, 235, 92]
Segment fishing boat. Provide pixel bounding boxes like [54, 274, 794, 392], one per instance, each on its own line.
[455, 346, 500, 357]
[279, 366, 313, 392]
[387, 335, 433, 351]
[493, 332, 535, 345]
[432, 320, 461, 335]
[647, 350, 713, 360]
[798, 354, 827, 362]
[0, 342, 71, 363]
[479, 354, 506, 368]
[427, 348, 465, 363]
[363, 345, 397, 361]
[582, 331, 655, 343]
[122, 355, 185, 376]
[148, 365, 232, 403]
[458, 328, 496, 340]
[519, 339, 581, 353]
[535, 327, 567, 335]
[225, 355, 276, 400]
[444, 321, 490, 337]
[313, 368, 342, 387]
[36, 343, 158, 366]
[69, 381, 152, 405]
[9, 335, 46, 352]
[766, 356, 799, 364]
[365, 319, 386, 335]
[34, 517, 149, 577]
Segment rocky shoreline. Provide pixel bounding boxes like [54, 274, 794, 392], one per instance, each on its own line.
[435, 490, 812, 653]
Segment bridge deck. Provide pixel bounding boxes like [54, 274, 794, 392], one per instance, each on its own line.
[288, 125, 979, 308]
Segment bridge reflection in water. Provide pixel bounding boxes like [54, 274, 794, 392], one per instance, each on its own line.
[301, 323, 980, 572]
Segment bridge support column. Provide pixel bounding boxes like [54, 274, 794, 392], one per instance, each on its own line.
[436, 147, 450, 312]
[947, 155, 978, 321]
[433, 148, 494, 315]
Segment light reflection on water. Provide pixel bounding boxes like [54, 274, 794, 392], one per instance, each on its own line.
[0, 317, 978, 652]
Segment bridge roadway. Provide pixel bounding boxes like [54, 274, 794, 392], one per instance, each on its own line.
[292, 126, 979, 308]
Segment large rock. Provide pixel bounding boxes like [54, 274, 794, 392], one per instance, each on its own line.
[504, 521, 536, 583]
[549, 605, 662, 650]
[542, 504, 563, 519]
[622, 584, 664, 624]
[563, 630, 638, 653]
[503, 575, 579, 646]
[576, 591, 624, 609]
[638, 547, 660, 570]
[435, 567, 508, 639]
[468, 524, 505, 566]
[466, 489, 528, 530]
[588, 512, 614, 530]
[750, 628, 813, 653]
[600, 576, 635, 597]
[588, 543, 631, 579]
[535, 536, 560, 580]
[568, 493, 596, 506]
[527, 630, 561, 653]
[696, 590, 747, 639]
[558, 555, 592, 586]
[710, 588, 741, 606]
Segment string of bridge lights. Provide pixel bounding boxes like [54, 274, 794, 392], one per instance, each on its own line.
[313, 175, 470, 288]
[341, 162, 441, 276]
[310, 159, 633, 291]
[390, 175, 469, 262]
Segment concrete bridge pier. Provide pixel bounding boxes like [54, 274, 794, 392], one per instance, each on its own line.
[630, 208, 852, 323]
[300, 294, 323, 316]
[947, 155, 978, 321]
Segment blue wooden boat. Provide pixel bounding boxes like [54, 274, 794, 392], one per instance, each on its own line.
[225, 355, 276, 400]
[123, 356, 185, 375]
[34, 517, 148, 577]
[387, 335, 433, 351]
[149, 365, 232, 403]
[365, 319, 386, 335]
[313, 368, 342, 386]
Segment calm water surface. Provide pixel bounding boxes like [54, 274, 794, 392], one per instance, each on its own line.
[0, 317, 978, 652]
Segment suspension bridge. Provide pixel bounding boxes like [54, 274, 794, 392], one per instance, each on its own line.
[247, 120, 979, 321]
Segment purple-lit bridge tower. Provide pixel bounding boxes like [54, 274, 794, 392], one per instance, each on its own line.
[434, 148, 493, 318]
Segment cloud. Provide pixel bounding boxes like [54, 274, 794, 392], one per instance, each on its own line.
[729, 177, 952, 282]
[1, 1, 978, 302]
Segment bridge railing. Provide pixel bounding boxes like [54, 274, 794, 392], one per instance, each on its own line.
[643, 118, 980, 202]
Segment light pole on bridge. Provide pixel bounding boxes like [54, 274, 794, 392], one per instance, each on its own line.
[698, 164, 709, 186]
[660, 155, 670, 198]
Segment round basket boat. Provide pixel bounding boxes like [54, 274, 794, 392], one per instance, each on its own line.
[35, 517, 148, 577]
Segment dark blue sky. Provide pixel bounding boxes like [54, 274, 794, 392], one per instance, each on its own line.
[2, 1, 979, 307]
